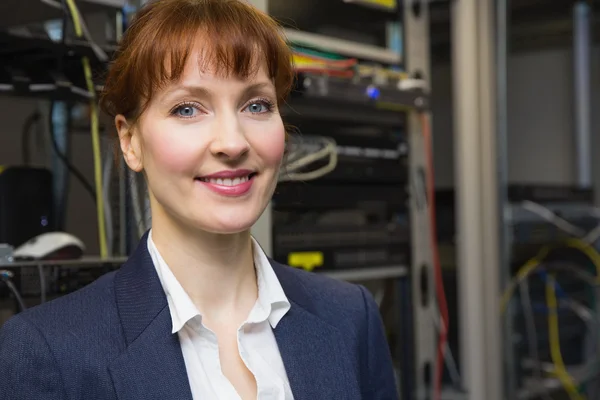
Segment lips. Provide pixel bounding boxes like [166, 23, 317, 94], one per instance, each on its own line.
[195, 169, 257, 197]
[196, 173, 256, 187]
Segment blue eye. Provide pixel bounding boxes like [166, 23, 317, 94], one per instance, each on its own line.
[244, 100, 273, 114]
[175, 105, 197, 118]
[170, 103, 201, 118]
[247, 103, 265, 113]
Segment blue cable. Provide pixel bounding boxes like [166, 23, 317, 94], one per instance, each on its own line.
[537, 270, 567, 299]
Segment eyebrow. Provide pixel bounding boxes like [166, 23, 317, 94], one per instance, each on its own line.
[161, 81, 275, 103]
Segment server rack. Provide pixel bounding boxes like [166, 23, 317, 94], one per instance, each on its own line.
[248, 1, 436, 399]
[0, 1, 437, 398]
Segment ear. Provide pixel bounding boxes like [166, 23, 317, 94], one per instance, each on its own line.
[115, 115, 143, 172]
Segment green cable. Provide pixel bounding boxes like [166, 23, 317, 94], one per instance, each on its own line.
[291, 45, 349, 60]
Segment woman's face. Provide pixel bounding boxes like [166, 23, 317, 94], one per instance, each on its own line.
[116, 51, 285, 234]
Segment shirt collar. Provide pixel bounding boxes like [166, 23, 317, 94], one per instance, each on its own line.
[147, 230, 290, 334]
[147, 230, 199, 334]
[250, 236, 290, 328]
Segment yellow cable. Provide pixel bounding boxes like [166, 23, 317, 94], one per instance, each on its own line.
[83, 58, 107, 258]
[565, 238, 600, 283]
[500, 248, 548, 313]
[65, 0, 107, 257]
[65, 0, 82, 36]
[501, 237, 600, 313]
[546, 275, 586, 400]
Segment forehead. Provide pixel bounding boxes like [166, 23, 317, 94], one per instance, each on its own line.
[161, 33, 275, 89]
[183, 49, 272, 85]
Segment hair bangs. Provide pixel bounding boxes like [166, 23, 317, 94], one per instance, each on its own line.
[100, 0, 294, 122]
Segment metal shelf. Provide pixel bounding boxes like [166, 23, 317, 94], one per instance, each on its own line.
[320, 265, 408, 281]
[0, 256, 127, 268]
[0, 257, 407, 283]
[284, 29, 402, 65]
[0, 0, 124, 28]
[0, 30, 112, 102]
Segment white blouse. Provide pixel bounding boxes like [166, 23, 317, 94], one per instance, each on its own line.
[147, 231, 295, 400]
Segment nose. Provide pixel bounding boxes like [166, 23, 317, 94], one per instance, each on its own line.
[209, 115, 250, 160]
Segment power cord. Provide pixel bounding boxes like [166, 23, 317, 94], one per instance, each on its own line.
[48, 103, 96, 201]
[0, 270, 27, 313]
[21, 112, 42, 165]
[519, 277, 554, 400]
[519, 200, 600, 245]
[420, 112, 448, 400]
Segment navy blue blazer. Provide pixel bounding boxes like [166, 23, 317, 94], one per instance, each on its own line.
[0, 235, 398, 400]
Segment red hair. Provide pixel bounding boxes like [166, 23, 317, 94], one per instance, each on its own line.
[100, 0, 294, 121]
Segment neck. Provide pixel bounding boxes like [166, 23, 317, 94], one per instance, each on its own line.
[150, 204, 257, 324]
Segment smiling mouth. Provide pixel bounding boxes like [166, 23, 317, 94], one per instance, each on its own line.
[195, 172, 257, 186]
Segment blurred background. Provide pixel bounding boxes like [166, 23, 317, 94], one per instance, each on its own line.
[0, 0, 599, 399]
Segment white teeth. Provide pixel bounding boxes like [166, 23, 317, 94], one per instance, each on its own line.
[202, 175, 250, 186]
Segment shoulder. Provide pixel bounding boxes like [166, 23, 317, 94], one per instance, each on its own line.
[0, 271, 123, 399]
[271, 260, 376, 327]
[1, 269, 121, 346]
[272, 262, 398, 397]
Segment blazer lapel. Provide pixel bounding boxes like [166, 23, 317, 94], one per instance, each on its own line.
[108, 233, 193, 400]
[272, 263, 361, 400]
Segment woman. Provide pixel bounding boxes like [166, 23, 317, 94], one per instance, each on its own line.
[0, 0, 397, 399]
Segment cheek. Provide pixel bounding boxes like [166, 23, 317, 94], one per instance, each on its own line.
[251, 123, 286, 167]
[143, 123, 203, 174]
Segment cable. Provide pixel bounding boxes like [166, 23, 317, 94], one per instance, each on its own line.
[21, 112, 42, 165]
[49, 101, 96, 201]
[515, 263, 600, 397]
[430, 306, 463, 390]
[37, 265, 47, 304]
[564, 238, 600, 280]
[64, 0, 107, 258]
[279, 136, 338, 182]
[0, 270, 27, 312]
[42, 0, 109, 62]
[118, 157, 127, 255]
[284, 136, 337, 171]
[583, 224, 600, 246]
[51, 101, 73, 229]
[420, 112, 448, 400]
[520, 278, 554, 400]
[521, 200, 587, 238]
[129, 168, 147, 239]
[518, 199, 600, 246]
[547, 262, 600, 287]
[102, 139, 114, 256]
[546, 274, 586, 400]
[501, 240, 600, 314]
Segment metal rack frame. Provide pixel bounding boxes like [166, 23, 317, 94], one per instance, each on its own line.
[0, 1, 437, 398]
[450, 0, 504, 399]
[450, 1, 595, 399]
[249, 1, 436, 398]
[404, 2, 435, 399]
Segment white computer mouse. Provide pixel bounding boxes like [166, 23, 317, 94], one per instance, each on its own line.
[13, 232, 85, 260]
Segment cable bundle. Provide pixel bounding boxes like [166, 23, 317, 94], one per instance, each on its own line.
[502, 201, 600, 399]
[280, 135, 338, 182]
[292, 46, 357, 78]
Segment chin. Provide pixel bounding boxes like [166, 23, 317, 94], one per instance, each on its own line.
[199, 220, 255, 235]
[189, 207, 262, 235]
